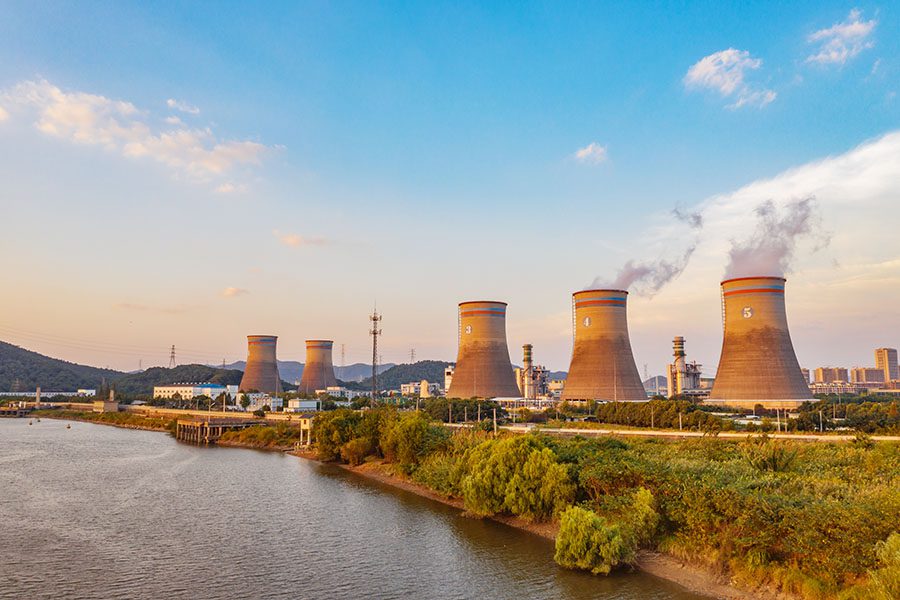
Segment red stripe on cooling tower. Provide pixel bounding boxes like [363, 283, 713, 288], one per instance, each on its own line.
[723, 288, 785, 297]
[575, 300, 626, 307]
[460, 310, 505, 317]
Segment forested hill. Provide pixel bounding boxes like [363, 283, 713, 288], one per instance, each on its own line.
[112, 365, 247, 396]
[359, 360, 452, 390]
[0, 341, 124, 391]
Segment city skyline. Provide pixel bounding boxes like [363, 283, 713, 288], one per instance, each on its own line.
[1, 2, 899, 372]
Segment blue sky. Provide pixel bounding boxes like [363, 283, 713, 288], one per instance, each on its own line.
[0, 2, 897, 374]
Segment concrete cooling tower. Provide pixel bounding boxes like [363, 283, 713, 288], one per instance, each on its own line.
[561, 289, 646, 402]
[446, 301, 521, 399]
[708, 277, 812, 409]
[239, 335, 283, 394]
[298, 339, 337, 394]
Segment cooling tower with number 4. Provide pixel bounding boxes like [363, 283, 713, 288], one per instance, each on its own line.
[446, 301, 521, 399]
[708, 276, 813, 409]
[239, 335, 283, 394]
[561, 289, 646, 402]
[298, 340, 338, 394]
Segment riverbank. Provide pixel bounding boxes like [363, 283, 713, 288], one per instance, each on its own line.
[33, 409, 175, 432]
[288, 448, 770, 600]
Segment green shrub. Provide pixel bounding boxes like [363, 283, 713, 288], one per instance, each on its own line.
[866, 532, 900, 600]
[740, 437, 798, 472]
[554, 506, 631, 574]
[341, 438, 373, 466]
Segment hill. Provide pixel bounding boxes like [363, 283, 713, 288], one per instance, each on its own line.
[359, 360, 452, 391]
[112, 365, 247, 396]
[222, 360, 395, 383]
[0, 341, 123, 391]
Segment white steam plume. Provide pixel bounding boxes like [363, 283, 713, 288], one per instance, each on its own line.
[588, 207, 703, 296]
[724, 197, 829, 278]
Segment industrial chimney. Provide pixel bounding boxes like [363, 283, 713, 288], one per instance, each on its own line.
[298, 340, 337, 395]
[446, 301, 521, 398]
[239, 335, 283, 394]
[708, 277, 813, 409]
[561, 289, 646, 402]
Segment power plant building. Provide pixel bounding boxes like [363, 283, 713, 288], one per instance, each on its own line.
[561, 289, 646, 402]
[239, 335, 283, 394]
[708, 277, 813, 409]
[298, 340, 338, 395]
[446, 301, 521, 399]
[666, 336, 702, 398]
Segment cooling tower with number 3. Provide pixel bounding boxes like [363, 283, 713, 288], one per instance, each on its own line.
[298, 340, 338, 394]
[708, 277, 813, 409]
[561, 289, 646, 402]
[239, 335, 283, 394]
[446, 301, 521, 399]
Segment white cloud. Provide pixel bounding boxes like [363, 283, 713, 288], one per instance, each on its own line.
[2, 79, 270, 184]
[165, 115, 184, 126]
[630, 130, 900, 372]
[684, 48, 776, 109]
[273, 229, 327, 247]
[214, 182, 247, 194]
[166, 98, 200, 114]
[0, 105, 8, 121]
[806, 9, 877, 66]
[573, 142, 608, 164]
[221, 287, 249, 298]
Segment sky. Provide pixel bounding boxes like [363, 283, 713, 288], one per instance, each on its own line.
[0, 1, 898, 375]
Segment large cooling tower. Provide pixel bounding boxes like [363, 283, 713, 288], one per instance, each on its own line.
[561, 289, 646, 402]
[239, 335, 283, 394]
[708, 277, 813, 409]
[446, 301, 521, 398]
[298, 339, 337, 394]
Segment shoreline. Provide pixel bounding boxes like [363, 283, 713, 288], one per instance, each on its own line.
[32, 414, 783, 599]
[289, 450, 775, 600]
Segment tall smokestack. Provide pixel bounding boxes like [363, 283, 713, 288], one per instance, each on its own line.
[447, 301, 520, 398]
[239, 335, 283, 394]
[561, 289, 646, 402]
[298, 340, 337, 394]
[708, 277, 812, 409]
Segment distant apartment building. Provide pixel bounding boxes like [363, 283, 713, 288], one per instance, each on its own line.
[238, 392, 282, 412]
[400, 381, 442, 397]
[814, 367, 848, 384]
[850, 367, 885, 384]
[875, 348, 899, 382]
[315, 386, 368, 400]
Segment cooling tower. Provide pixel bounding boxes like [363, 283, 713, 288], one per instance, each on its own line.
[298, 340, 337, 394]
[446, 301, 521, 398]
[561, 289, 646, 402]
[708, 277, 813, 409]
[239, 335, 283, 394]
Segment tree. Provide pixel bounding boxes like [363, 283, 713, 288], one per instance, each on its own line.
[240, 394, 251, 410]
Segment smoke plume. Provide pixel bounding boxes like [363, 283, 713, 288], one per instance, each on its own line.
[588, 207, 703, 296]
[725, 197, 829, 279]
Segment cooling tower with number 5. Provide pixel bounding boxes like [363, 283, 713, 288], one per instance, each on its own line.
[298, 340, 337, 394]
[239, 335, 283, 394]
[708, 277, 812, 409]
[446, 301, 521, 399]
[561, 289, 646, 402]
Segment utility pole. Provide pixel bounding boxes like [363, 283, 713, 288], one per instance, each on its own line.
[370, 306, 382, 401]
[168, 345, 176, 368]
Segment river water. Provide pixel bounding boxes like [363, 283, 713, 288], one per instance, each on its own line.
[0, 419, 703, 599]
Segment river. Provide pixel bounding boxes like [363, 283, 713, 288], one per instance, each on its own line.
[0, 419, 704, 599]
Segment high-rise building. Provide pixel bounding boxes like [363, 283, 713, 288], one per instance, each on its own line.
[814, 367, 848, 384]
[849, 367, 885, 384]
[875, 348, 899, 382]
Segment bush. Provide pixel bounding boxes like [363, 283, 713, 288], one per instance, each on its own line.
[866, 532, 900, 600]
[740, 436, 798, 472]
[554, 506, 631, 575]
[341, 438, 374, 466]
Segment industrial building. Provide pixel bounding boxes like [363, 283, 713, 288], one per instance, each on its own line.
[666, 336, 703, 398]
[153, 383, 232, 400]
[561, 289, 646, 402]
[239, 335, 283, 394]
[708, 276, 813, 409]
[515, 344, 551, 400]
[298, 340, 338, 394]
[446, 301, 521, 399]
